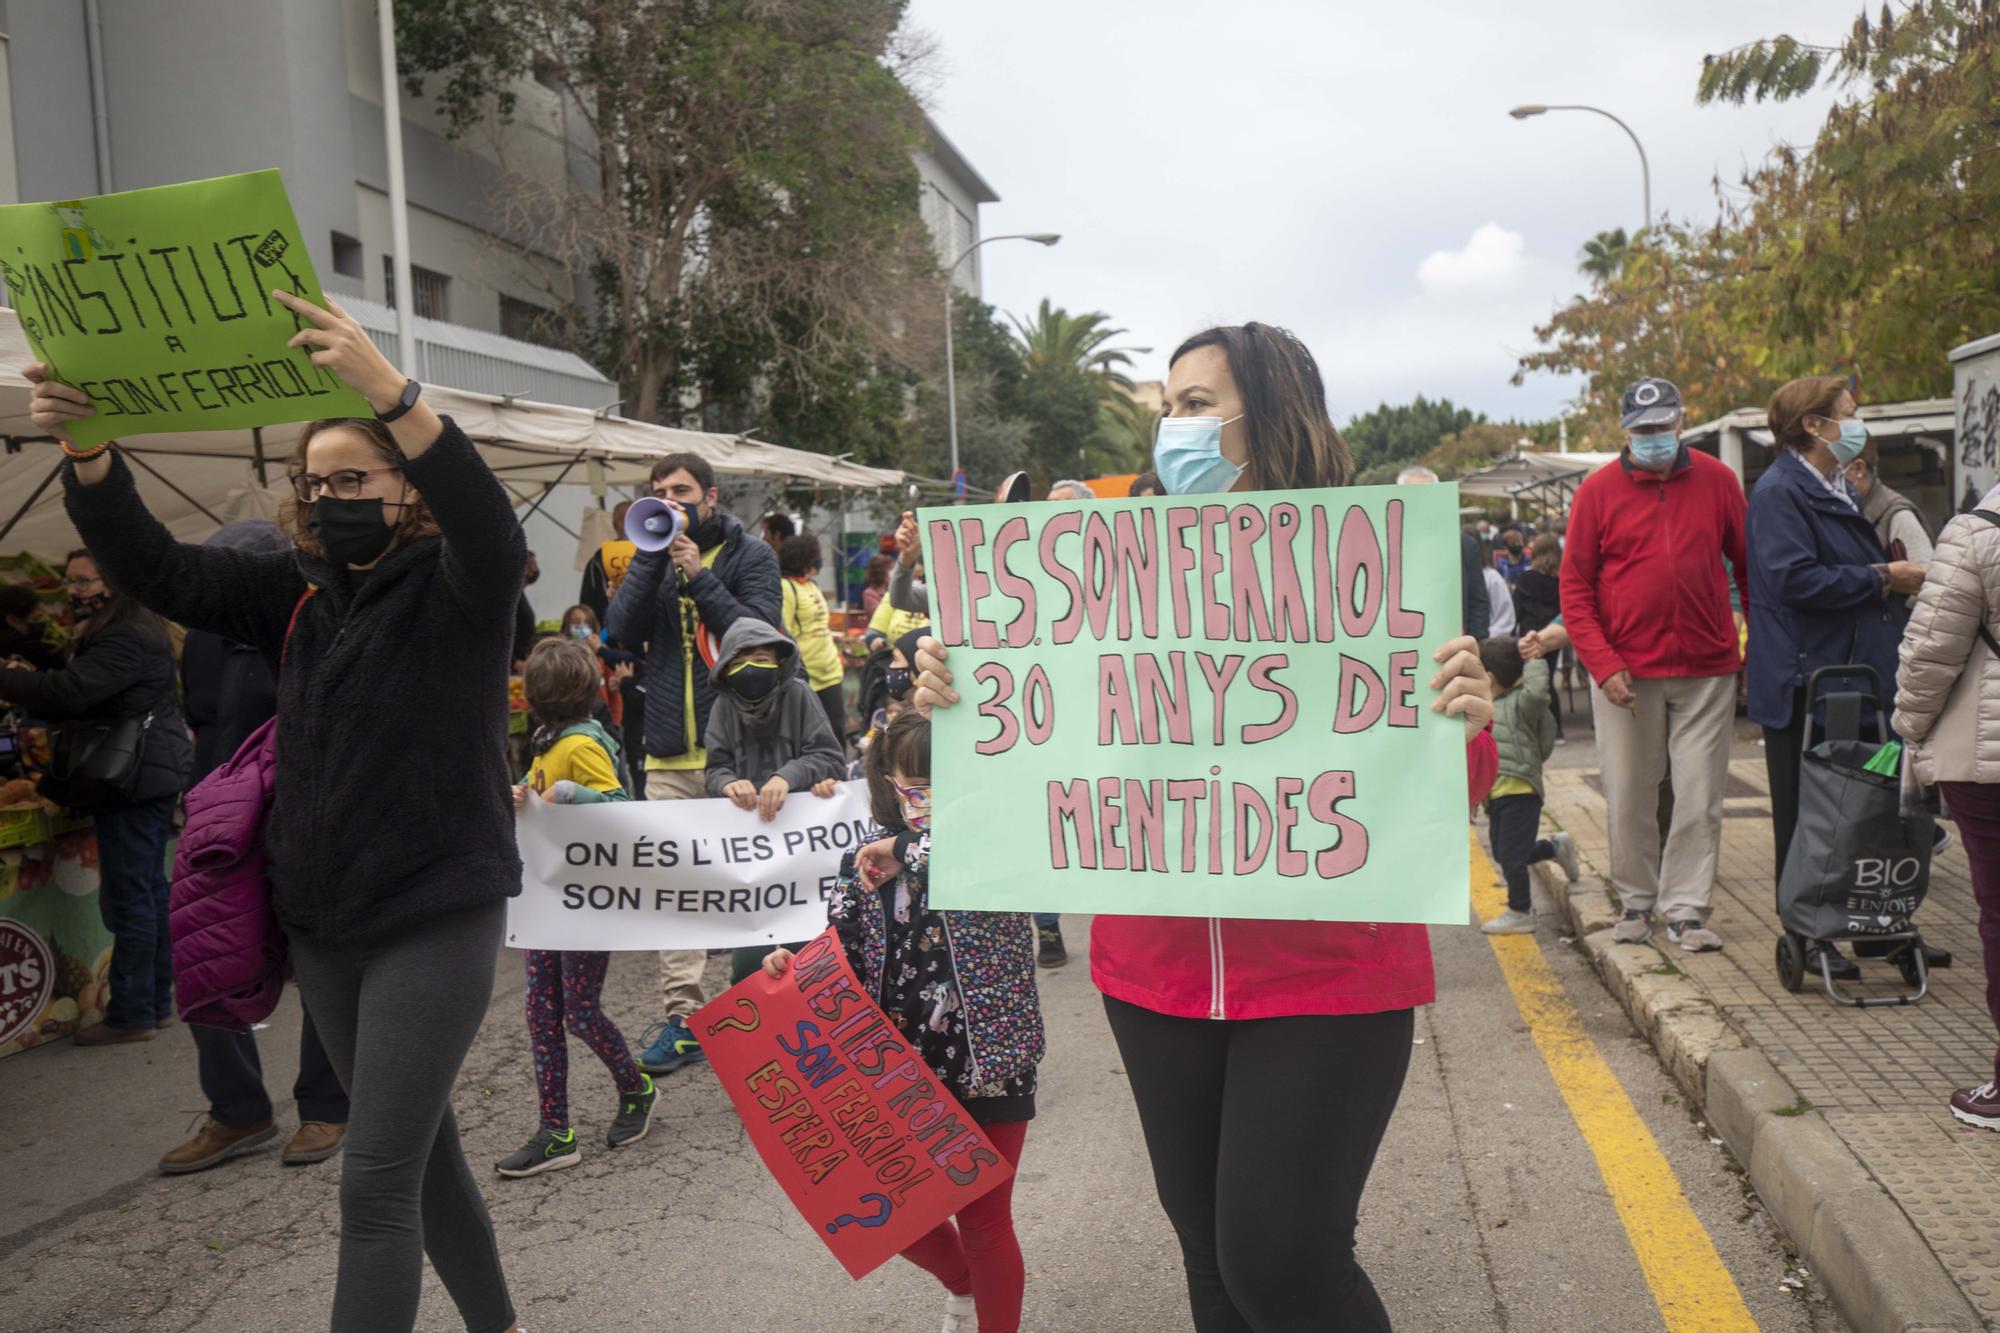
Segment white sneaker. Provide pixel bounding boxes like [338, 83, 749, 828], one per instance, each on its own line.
[1482, 909, 1537, 935]
[941, 1292, 976, 1332]
[1550, 832, 1580, 883]
[1611, 910, 1653, 944]
[1666, 918, 1724, 953]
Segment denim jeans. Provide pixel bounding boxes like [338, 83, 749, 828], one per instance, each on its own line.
[194, 1000, 350, 1127]
[1034, 913, 1061, 932]
[93, 795, 176, 1030]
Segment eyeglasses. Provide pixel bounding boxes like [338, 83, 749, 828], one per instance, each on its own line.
[289, 465, 404, 503]
[63, 575, 103, 590]
[892, 780, 931, 807]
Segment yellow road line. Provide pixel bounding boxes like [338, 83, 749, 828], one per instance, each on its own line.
[1470, 832, 1758, 1332]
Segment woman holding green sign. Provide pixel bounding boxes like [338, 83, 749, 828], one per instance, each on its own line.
[27, 290, 523, 1333]
[916, 322, 1497, 1332]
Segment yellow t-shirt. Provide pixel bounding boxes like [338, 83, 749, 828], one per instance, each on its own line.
[529, 732, 623, 796]
[867, 598, 928, 644]
[647, 544, 724, 772]
[784, 577, 845, 692]
[1489, 775, 1536, 799]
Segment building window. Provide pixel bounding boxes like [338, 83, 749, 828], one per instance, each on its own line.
[331, 232, 363, 280]
[500, 293, 560, 348]
[383, 258, 449, 320]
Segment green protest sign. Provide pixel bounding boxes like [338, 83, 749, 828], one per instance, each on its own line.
[918, 485, 1470, 924]
[0, 169, 370, 446]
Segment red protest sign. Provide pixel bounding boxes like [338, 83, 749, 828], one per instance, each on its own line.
[693, 927, 1015, 1279]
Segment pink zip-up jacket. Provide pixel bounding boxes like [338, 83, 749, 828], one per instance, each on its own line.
[170, 717, 287, 1031]
[1091, 728, 1497, 1020]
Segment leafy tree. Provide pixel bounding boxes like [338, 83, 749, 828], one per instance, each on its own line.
[1098, 390, 1161, 475]
[906, 293, 1030, 487]
[394, 0, 940, 425]
[1520, 1, 2000, 432]
[1342, 397, 1484, 473]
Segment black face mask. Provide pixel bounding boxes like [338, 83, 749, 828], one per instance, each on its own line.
[309, 497, 397, 568]
[885, 666, 914, 700]
[67, 591, 109, 621]
[724, 660, 781, 702]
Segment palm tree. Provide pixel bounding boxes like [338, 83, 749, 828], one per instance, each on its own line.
[1009, 299, 1136, 399]
[1578, 228, 1630, 283]
[1099, 389, 1161, 471]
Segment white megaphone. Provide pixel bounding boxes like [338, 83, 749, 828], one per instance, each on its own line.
[624, 496, 689, 552]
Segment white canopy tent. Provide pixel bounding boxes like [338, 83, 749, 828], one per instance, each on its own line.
[0, 307, 902, 559]
[1454, 450, 1619, 517]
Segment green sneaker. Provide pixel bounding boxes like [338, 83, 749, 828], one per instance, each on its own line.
[608, 1074, 657, 1149]
[495, 1126, 578, 1178]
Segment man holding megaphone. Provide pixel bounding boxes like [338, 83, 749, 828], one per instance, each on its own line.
[603, 454, 782, 1078]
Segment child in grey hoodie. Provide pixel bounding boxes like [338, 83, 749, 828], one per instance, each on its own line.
[703, 616, 848, 979]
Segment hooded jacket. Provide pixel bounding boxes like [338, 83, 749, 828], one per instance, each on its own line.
[702, 617, 846, 794]
[603, 510, 782, 763]
[61, 421, 527, 947]
[0, 617, 192, 807]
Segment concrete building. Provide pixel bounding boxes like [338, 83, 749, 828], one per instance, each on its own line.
[915, 117, 998, 296]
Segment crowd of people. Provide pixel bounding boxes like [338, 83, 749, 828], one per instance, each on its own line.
[8, 290, 2000, 1333]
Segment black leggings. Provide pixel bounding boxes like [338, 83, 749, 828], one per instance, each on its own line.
[1103, 997, 1414, 1332]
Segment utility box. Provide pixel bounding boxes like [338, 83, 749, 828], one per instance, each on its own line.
[1951, 332, 2000, 513]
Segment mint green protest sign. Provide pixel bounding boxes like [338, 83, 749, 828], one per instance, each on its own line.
[0, 169, 370, 447]
[919, 485, 1470, 924]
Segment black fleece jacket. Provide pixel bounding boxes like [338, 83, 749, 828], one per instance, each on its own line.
[61, 419, 527, 946]
[0, 619, 191, 806]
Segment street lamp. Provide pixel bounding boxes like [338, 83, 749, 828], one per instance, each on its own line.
[1509, 103, 1652, 236]
[945, 232, 1061, 489]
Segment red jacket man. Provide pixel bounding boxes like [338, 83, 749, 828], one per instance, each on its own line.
[1560, 377, 1749, 954]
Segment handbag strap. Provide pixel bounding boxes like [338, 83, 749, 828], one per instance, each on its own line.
[281, 586, 316, 670]
[1967, 511, 2000, 660]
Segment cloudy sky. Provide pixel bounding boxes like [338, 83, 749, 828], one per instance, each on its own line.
[904, 0, 1848, 427]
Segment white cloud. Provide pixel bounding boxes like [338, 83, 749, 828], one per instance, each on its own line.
[1416, 224, 1529, 296]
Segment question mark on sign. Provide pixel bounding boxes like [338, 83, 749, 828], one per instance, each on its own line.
[704, 997, 760, 1038]
[825, 1193, 894, 1234]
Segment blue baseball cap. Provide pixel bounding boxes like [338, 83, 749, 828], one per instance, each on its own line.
[1620, 377, 1683, 430]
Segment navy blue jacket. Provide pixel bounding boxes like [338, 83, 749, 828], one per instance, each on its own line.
[1744, 452, 1906, 729]
[603, 511, 782, 762]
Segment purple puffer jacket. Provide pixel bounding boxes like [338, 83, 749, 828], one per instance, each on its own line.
[170, 717, 285, 1030]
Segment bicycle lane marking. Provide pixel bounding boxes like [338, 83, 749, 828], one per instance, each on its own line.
[1468, 831, 1759, 1332]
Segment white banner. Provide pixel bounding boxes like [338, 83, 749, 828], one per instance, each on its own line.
[508, 782, 875, 950]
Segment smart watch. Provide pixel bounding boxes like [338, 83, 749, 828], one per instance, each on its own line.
[376, 378, 423, 424]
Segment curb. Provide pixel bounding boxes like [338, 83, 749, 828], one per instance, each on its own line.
[1531, 861, 1985, 1332]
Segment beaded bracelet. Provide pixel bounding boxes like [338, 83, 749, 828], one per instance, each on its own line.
[59, 439, 111, 462]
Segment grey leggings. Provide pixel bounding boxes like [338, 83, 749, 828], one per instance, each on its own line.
[289, 902, 515, 1333]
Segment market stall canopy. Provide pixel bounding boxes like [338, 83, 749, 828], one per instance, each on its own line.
[0, 309, 901, 559]
[1453, 450, 1620, 500]
[1680, 398, 1956, 450]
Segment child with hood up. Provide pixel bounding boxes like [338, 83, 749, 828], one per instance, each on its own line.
[703, 616, 849, 982]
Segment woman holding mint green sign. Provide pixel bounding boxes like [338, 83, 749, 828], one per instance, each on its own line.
[915, 322, 1498, 1332]
[27, 289, 524, 1333]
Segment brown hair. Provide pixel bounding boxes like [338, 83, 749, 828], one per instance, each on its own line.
[280, 418, 440, 560]
[864, 553, 893, 590]
[1767, 376, 1851, 455]
[522, 637, 601, 727]
[865, 709, 930, 832]
[561, 604, 600, 634]
[1530, 532, 1560, 576]
[1168, 323, 1354, 491]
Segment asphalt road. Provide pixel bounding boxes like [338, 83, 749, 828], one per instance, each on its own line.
[0, 883, 1845, 1332]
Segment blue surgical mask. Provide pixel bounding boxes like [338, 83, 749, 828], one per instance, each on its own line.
[568, 624, 595, 641]
[1628, 430, 1679, 468]
[1829, 418, 1868, 466]
[1154, 414, 1245, 495]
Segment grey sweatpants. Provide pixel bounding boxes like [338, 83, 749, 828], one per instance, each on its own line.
[288, 902, 515, 1333]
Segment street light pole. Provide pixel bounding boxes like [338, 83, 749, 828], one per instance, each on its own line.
[1509, 103, 1651, 235]
[945, 232, 1061, 491]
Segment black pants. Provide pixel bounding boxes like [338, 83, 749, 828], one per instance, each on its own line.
[1762, 688, 1809, 903]
[194, 999, 349, 1128]
[1488, 793, 1556, 912]
[814, 682, 847, 752]
[1104, 996, 1414, 1332]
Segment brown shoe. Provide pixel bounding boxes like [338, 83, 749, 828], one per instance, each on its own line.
[282, 1121, 348, 1166]
[159, 1118, 278, 1175]
[155, 1015, 176, 1030]
[73, 1022, 155, 1047]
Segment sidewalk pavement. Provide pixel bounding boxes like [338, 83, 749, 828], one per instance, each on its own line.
[1536, 724, 2000, 1332]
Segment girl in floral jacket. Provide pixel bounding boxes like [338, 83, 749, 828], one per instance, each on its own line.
[764, 710, 1043, 1333]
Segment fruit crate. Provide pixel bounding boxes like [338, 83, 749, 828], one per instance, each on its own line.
[0, 806, 52, 851]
